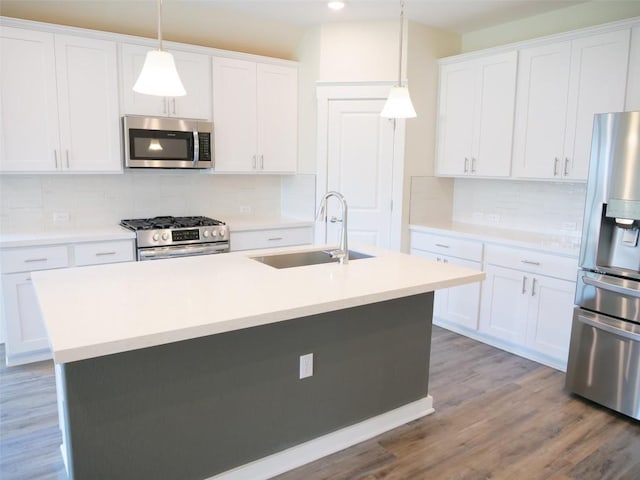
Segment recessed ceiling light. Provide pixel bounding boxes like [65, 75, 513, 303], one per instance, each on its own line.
[328, 1, 345, 11]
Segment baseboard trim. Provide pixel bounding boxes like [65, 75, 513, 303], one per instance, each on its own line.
[208, 396, 434, 480]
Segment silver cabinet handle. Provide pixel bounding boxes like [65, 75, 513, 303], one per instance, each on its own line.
[95, 251, 116, 256]
[54, 150, 58, 168]
[66, 150, 70, 168]
[267, 237, 283, 241]
[522, 275, 528, 294]
[471, 157, 477, 173]
[163, 97, 168, 114]
[436, 257, 442, 262]
[531, 278, 537, 296]
[434, 243, 450, 248]
[521, 260, 541, 266]
[252, 155, 257, 169]
[553, 157, 559, 176]
[329, 216, 342, 223]
[172, 98, 176, 115]
[24, 258, 48, 263]
[260, 154, 264, 170]
[564, 157, 569, 176]
[464, 157, 469, 173]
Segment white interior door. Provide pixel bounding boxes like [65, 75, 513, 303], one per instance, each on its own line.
[325, 99, 394, 248]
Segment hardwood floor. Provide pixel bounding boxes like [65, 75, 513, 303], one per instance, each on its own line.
[1, 327, 638, 480]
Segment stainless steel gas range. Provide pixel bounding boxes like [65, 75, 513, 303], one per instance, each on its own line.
[120, 216, 229, 261]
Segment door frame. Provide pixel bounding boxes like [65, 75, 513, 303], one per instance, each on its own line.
[316, 82, 406, 251]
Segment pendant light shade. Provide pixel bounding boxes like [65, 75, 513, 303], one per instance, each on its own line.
[133, 0, 186, 97]
[381, 86, 416, 118]
[381, 0, 416, 119]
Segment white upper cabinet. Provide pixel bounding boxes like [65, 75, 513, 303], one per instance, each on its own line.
[0, 27, 120, 173]
[212, 56, 297, 173]
[436, 51, 517, 178]
[120, 43, 211, 120]
[513, 29, 630, 180]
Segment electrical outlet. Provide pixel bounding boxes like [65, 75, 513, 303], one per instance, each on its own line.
[299, 353, 313, 379]
[239, 206, 251, 214]
[53, 212, 70, 222]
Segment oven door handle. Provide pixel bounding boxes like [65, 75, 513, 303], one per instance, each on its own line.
[582, 275, 640, 299]
[577, 311, 640, 342]
[139, 244, 228, 260]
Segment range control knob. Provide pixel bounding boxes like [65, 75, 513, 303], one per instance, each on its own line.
[152, 233, 160, 242]
[203, 230, 209, 238]
[161, 232, 169, 241]
[220, 227, 227, 238]
[212, 230, 218, 237]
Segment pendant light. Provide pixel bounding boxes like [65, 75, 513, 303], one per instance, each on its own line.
[133, 0, 186, 97]
[380, 0, 416, 118]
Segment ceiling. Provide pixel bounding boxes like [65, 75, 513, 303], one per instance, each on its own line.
[191, 0, 590, 33]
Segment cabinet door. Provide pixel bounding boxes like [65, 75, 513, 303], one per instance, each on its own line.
[512, 41, 572, 179]
[626, 26, 640, 111]
[441, 256, 482, 330]
[2, 272, 51, 365]
[120, 43, 167, 116]
[410, 249, 447, 318]
[436, 62, 477, 176]
[479, 265, 529, 343]
[0, 27, 59, 172]
[525, 275, 575, 361]
[170, 50, 211, 120]
[563, 29, 630, 180]
[257, 63, 297, 173]
[55, 35, 121, 172]
[473, 52, 517, 177]
[212, 56, 257, 172]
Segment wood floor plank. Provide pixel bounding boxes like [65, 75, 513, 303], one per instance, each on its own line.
[1, 326, 638, 480]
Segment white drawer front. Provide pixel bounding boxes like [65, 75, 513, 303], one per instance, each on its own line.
[410, 231, 483, 262]
[231, 227, 313, 251]
[485, 244, 578, 281]
[1, 245, 69, 273]
[74, 240, 135, 266]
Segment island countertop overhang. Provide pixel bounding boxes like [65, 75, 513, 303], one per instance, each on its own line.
[31, 245, 485, 364]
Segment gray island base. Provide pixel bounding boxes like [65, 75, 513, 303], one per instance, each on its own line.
[59, 293, 433, 479]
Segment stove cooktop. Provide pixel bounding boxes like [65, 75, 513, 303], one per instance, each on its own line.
[120, 216, 225, 231]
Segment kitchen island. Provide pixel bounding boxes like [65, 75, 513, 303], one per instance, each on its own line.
[31, 245, 484, 480]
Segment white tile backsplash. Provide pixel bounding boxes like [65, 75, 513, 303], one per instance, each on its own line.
[452, 178, 586, 237]
[0, 172, 283, 233]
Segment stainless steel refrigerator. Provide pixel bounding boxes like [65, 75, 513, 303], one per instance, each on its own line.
[566, 111, 640, 420]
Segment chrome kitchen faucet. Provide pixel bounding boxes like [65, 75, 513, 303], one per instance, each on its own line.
[317, 191, 349, 264]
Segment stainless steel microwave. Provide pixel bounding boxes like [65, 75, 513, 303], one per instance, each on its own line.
[122, 115, 213, 169]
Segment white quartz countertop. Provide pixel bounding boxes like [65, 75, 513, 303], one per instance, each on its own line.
[409, 222, 581, 257]
[0, 226, 135, 248]
[31, 244, 484, 364]
[225, 216, 314, 232]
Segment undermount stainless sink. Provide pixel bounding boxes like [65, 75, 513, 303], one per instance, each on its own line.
[251, 249, 373, 269]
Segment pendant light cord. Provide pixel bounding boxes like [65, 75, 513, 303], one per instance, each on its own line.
[157, 0, 164, 51]
[397, 0, 405, 86]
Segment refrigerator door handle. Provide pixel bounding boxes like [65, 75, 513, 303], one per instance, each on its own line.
[582, 275, 640, 299]
[576, 311, 640, 342]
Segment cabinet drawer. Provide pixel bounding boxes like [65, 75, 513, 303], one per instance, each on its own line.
[485, 244, 578, 281]
[74, 240, 135, 266]
[230, 227, 313, 251]
[410, 231, 483, 262]
[1, 245, 69, 273]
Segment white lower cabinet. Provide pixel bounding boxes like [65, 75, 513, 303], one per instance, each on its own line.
[0, 239, 135, 366]
[409, 228, 578, 371]
[410, 231, 483, 331]
[479, 244, 577, 369]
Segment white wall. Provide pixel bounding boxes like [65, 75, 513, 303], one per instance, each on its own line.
[0, 173, 281, 233]
[462, 1, 640, 52]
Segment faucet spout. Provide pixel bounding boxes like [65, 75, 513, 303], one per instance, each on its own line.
[317, 191, 349, 264]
